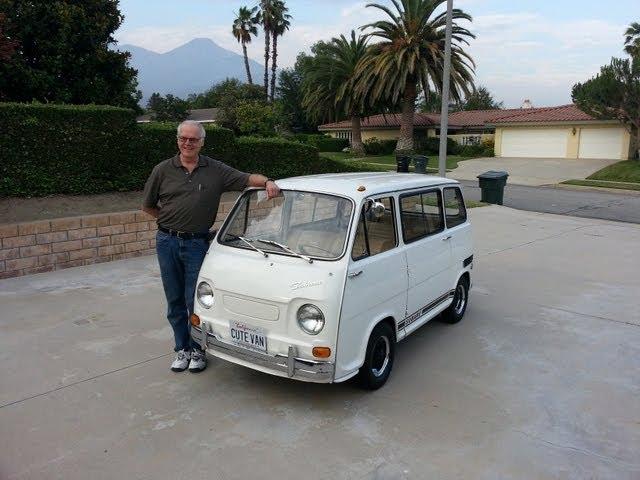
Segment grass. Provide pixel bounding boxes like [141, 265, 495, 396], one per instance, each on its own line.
[321, 151, 472, 171]
[465, 200, 490, 208]
[561, 160, 640, 191]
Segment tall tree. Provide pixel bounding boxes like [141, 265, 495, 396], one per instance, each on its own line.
[0, 0, 140, 109]
[269, 1, 291, 101]
[624, 22, 640, 58]
[356, 0, 476, 151]
[258, 0, 275, 99]
[572, 57, 640, 159]
[146, 93, 189, 121]
[0, 13, 17, 61]
[277, 54, 316, 132]
[458, 86, 503, 111]
[232, 6, 259, 85]
[303, 32, 374, 155]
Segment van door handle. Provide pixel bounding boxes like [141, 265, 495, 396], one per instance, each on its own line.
[348, 270, 363, 278]
[442, 235, 452, 241]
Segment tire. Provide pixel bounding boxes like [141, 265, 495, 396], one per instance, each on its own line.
[441, 276, 469, 324]
[356, 323, 395, 390]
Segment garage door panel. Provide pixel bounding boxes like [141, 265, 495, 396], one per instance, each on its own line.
[501, 129, 568, 158]
[579, 128, 623, 159]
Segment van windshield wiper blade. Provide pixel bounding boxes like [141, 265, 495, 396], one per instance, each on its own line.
[256, 238, 313, 264]
[225, 234, 268, 258]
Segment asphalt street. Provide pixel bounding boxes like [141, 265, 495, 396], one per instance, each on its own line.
[460, 180, 640, 224]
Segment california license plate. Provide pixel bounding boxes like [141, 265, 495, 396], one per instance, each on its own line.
[229, 321, 267, 353]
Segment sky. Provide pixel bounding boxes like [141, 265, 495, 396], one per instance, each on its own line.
[115, 0, 637, 108]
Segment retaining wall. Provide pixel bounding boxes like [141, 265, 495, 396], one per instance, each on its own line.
[0, 202, 234, 279]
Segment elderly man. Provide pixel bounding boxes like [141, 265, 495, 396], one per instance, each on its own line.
[142, 120, 279, 373]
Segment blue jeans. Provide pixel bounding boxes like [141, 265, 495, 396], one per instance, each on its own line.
[156, 230, 209, 352]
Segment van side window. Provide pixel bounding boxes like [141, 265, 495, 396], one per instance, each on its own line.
[351, 197, 397, 260]
[400, 190, 444, 242]
[443, 187, 467, 228]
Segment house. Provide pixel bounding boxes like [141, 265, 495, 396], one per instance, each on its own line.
[318, 104, 632, 160]
[136, 108, 220, 124]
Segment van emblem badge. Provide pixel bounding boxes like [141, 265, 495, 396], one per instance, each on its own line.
[290, 280, 322, 291]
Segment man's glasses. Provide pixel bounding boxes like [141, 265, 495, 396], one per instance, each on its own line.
[177, 136, 202, 144]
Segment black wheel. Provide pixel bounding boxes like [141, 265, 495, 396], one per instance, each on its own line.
[357, 323, 395, 390]
[441, 276, 469, 324]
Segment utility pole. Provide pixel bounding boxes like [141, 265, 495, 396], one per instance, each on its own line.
[438, 0, 453, 177]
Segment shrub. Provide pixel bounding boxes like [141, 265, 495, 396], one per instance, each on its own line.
[0, 103, 138, 196]
[459, 144, 487, 157]
[417, 136, 460, 155]
[0, 103, 237, 196]
[307, 136, 349, 152]
[363, 137, 397, 155]
[229, 137, 319, 179]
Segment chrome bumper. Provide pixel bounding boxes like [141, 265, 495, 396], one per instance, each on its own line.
[191, 325, 334, 382]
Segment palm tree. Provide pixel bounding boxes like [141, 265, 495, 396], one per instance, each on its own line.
[303, 32, 372, 155]
[624, 22, 640, 58]
[357, 0, 476, 151]
[258, 0, 276, 100]
[269, 1, 291, 101]
[232, 6, 259, 85]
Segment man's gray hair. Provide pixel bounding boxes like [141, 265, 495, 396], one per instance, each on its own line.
[177, 120, 206, 139]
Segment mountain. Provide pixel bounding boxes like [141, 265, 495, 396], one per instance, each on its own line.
[118, 38, 263, 104]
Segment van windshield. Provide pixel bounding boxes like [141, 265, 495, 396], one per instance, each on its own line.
[219, 190, 353, 260]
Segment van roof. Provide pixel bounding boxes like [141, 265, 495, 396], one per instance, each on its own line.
[275, 172, 459, 199]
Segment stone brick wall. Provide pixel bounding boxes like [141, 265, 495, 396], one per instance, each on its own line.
[0, 201, 234, 279]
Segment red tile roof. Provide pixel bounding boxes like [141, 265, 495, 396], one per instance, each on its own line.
[490, 104, 596, 124]
[318, 104, 601, 130]
[319, 112, 441, 130]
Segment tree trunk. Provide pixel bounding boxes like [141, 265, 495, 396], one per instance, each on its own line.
[350, 116, 365, 155]
[242, 43, 252, 85]
[263, 28, 270, 100]
[396, 79, 417, 152]
[270, 34, 278, 102]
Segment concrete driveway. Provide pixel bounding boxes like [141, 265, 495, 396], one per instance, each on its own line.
[1, 207, 639, 479]
[451, 156, 620, 186]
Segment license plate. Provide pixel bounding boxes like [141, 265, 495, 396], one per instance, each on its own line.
[229, 321, 267, 353]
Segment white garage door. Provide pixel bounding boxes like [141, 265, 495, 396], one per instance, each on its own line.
[501, 128, 568, 158]
[578, 128, 624, 159]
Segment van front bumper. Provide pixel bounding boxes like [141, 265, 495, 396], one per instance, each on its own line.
[191, 325, 335, 382]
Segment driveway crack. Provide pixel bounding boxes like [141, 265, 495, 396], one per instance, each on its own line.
[0, 352, 172, 410]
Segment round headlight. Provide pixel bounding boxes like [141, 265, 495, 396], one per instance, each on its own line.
[196, 281, 214, 308]
[297, 304, 325, 335]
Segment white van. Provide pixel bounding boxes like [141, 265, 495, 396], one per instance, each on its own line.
[191, 172, 473, 389]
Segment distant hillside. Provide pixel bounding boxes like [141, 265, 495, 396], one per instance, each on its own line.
[118, 38, 263, 104]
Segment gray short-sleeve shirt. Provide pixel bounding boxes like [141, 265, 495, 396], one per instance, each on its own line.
[143, 155, 249, 233]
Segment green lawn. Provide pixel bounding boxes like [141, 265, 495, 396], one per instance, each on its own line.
[562, 160, 640, 191]
[321, 151, 471, 171]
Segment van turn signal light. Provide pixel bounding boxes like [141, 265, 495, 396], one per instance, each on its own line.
[312, 347, 331, 358]
[190, 314, 200, 326]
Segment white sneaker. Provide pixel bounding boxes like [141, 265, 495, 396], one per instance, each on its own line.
[189, 349, 207, 373]
[171, 349, 190, 372]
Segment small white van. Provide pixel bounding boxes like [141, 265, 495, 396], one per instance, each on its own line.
[191, 172, 473, 389]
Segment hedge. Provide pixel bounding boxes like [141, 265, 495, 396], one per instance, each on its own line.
[229, 137, 319, 178]
[363, 137, 397, 155]
[0, 103, 139, 196]
[306, 136, 349, 152]
[1, 104, 236, 196]
[0, 103, 391, 197]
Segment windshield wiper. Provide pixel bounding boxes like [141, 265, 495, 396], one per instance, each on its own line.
[256, 238, 313, 263]
[224, 234, 268, 258]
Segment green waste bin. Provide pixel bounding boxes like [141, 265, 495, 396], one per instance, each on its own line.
[413, 155, 428, 174]
[396, 154, 410, 173]
[477, 170, 508, 205]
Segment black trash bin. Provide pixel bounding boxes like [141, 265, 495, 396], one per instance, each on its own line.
[477, 170, 508, 205]
[413, 155, 428, 174]
[396, 154, 410, 173]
